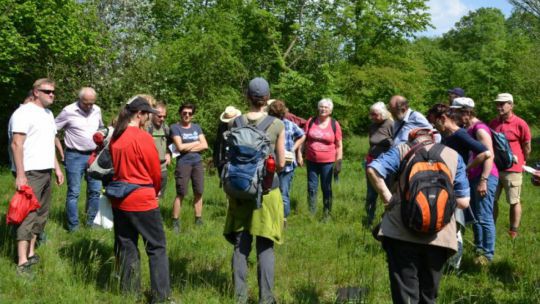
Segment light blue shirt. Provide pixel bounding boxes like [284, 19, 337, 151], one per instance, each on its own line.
[392, 109, 438, 146]
[368, 144, 470, 198]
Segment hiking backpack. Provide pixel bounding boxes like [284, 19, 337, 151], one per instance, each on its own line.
[221, 115, 277, 208]
[490, 129, 514, 170]
[87, 127, 114, 183]
[398, 142, 457, 235]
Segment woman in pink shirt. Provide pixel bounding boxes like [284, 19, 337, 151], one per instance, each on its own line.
[304, 98, 343, 220]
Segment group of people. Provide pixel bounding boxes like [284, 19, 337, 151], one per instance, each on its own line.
[7, 78, 535, 303]
[365, 87, 532, 303]
[7, 77, 344, 303]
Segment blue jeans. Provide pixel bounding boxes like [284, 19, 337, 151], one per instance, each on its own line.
[306, 161, 334, 214]
[364, 160, 378, 223]
[65, 149, 102, 230]
[278, 170, 295, 218]
[470, 174, 498, 260]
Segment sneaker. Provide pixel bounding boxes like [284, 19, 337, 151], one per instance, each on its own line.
[16, 261, 33, 277]
[508, 229, 518, 240]
[27, 255, 40, 266]
[195, 217, 203, 226]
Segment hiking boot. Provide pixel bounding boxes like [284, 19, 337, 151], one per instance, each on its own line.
[322, 210, 331, 223]
[173, 219, 181, 234]
[473, 255, 490, 267]
[195, 217, 204, 226]
[16, 261, 34, 277]
[27, 255, 40, 266]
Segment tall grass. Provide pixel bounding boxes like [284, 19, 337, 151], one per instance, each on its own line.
[1, 135, 540, 303]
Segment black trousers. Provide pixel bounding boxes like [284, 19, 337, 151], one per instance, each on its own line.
[382, 237, 451, 304]
[112, 207, 170, 301]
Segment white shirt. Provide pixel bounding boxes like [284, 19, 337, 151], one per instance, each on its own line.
[9, 102, 57, 171]
[55, 102, 103, 151]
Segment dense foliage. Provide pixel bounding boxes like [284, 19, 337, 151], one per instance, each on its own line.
[2, 0, 540, 164]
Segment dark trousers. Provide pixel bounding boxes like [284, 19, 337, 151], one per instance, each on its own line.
[112, 208, 170, 301]
[382, 237, 451, 304]
[232, 231, 275, 304]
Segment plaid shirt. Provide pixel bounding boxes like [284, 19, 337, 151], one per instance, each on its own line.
[283, 118, 305, 172]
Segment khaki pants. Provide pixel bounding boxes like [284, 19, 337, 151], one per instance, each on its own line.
[495, 171, 522, 205]
[16, 170, 52, 241]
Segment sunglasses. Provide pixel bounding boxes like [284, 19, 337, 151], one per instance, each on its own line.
[38, 89, 55, 95]
[157, 115, 167, 119]
[181, 112, 193, 116]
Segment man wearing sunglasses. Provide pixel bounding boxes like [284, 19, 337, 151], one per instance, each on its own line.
[147, 101, 171, 198]
[170, 103, 208, 233]
[55, 87, 104, 232]
[9, 78, 65, 275]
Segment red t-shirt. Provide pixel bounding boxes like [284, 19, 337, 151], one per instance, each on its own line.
[110, 126, 161, 211]
[489, 114, 531, 173]
[304, 117, 342, 163]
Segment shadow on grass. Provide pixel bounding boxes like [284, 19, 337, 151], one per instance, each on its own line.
[489, 259, 520, 285]
[169, 256, 231, 295]
[0, 220, 16, 263]
[292, 285, 321, 304]
[59, 236, 116, 291]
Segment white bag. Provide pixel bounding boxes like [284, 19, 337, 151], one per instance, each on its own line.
[93, 194, 114, 229]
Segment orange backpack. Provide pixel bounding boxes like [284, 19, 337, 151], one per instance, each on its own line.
[398, 142, 456, 234]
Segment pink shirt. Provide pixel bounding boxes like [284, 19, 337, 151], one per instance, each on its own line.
[489, 114, 531, 173]
[304, 117, 342, 163]
[467, 122, 499, 179]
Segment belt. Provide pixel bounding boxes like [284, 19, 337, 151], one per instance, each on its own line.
[66, 147, 94, 155]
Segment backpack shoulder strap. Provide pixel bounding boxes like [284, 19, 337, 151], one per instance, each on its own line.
[307, 117, 315, 132]
[232, 115, 246, 128]
[331, 118, 337, 134]
[256, 115, 275, 132]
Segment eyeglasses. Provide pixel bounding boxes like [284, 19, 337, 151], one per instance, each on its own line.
[181, 112, 193, 116]
[38, 89, 55, 95]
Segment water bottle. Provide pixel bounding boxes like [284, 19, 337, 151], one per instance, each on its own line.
[263, 155, 276, 192]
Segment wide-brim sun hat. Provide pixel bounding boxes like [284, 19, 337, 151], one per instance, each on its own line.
[220, 106, 242, 123]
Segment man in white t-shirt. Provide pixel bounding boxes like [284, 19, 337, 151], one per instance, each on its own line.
[10, 78, 64, 276]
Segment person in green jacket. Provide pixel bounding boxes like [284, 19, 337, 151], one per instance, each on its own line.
[223, 77, 285, 304]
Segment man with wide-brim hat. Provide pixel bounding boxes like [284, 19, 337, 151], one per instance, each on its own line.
[214, 106, 242, 175]
[220, 106, 242, 123]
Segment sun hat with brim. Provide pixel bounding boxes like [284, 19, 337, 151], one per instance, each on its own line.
[494, 93, 514, 104]
[126, 97, 159, 114]
[450, 97, 475, 109]
[220, 106, 242, 123]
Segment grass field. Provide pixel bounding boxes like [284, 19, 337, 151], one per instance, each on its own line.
[1, 135, 540, 303]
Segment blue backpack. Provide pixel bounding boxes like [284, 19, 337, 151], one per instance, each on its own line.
[221, 115, 277, 208]
[490, 129, 514, 170]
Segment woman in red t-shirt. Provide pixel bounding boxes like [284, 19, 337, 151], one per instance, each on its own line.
[304, 98, 343, 220]
[109, 96, 172, 303]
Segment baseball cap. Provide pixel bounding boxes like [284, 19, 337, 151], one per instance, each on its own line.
[126, 97, 159, 114]
[494, 93, 514, 104]
[447, 87, 465, 97]
[248, 77, 270, 97]
[450, 97, 475, 109]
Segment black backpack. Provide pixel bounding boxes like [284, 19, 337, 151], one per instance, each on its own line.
[398, 142, 456, 235]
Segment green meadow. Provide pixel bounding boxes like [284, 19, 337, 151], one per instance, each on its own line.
[1, 135, 540, 303]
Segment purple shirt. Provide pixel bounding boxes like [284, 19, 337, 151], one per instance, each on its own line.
[56, 102, 103, 151]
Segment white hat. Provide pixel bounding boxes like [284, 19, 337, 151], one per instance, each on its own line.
[450, 97, 475, 109]
[220, 106, 241, 123]
[494, 93, 514, 104]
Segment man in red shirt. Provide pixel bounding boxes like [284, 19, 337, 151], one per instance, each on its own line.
[489, 93, 531, 239]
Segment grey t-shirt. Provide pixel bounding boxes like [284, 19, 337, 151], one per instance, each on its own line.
[171, 123, 204, 165]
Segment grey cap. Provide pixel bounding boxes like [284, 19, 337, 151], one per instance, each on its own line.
[248, 77, 270, 97]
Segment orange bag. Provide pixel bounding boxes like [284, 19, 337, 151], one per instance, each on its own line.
[6, 185, 41, 225]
